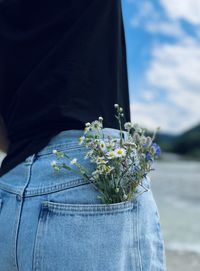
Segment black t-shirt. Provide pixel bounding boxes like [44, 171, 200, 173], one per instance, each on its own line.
[0, 0, 131, 177]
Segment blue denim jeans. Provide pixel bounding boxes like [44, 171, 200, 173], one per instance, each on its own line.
[0, 128, 166, 271]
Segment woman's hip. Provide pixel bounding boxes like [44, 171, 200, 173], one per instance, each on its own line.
[0, 128, 166, 270]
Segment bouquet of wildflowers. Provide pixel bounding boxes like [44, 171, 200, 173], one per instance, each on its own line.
[51, 104, 161, 204]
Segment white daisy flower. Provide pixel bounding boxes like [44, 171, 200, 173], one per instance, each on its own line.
[106, 151, 115, 159]
[95, 157, 107, 165]
[70, 158, 77, 165]
[91, 120, 102, 130]
[124, 122, 132, 130]
[51, 160, 57, 167]
[99, 140, 106, 151]
[114, 148, 126, 158]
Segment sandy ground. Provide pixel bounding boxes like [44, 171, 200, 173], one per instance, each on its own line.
[166, 250, 200, 271]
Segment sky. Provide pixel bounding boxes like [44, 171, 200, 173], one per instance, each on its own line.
[122, 0, 200, 135]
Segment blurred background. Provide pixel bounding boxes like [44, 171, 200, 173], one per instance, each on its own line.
[122, 0, 200, 270]
[0, 1, 199, 270]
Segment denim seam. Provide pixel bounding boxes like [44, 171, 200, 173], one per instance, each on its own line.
[41, 207, 134, 217]
[24, 178, 91, 196]
[0, 177, 150, 198]
[36, 143, 85, 156]
[13, 199, 25, 271]
[0, 178, 91, 197]
[12, 154, 36, 271]
[0, 183, 23, 196]
[136, 201, 143, 271]
[41, 201, 134, 215]
[32, 205, 48, 271]
[10, 157, 34, 271]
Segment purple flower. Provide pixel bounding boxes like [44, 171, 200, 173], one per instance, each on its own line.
[145, 152, 151, 161]
[151, 143, 161, 156]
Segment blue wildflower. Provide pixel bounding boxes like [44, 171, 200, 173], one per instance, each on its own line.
[145, 152, 151, 161]
[151, 143, 161, 156]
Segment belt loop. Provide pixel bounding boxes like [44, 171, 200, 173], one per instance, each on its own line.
[24, 154, 36, 166]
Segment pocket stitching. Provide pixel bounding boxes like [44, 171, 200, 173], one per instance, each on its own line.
[32, 205, 48, 271]
[37, 145, 85, 157]
[41, 199, 137, 216]
[33, 199, 136, 270]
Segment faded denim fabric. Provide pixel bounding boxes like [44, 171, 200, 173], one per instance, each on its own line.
[0, 128, 166, 271]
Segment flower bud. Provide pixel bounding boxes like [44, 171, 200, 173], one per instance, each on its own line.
[123, 194, 128, 200]
[133, 133, 139, 141]
[146, 136, 152, 146]
[124, 122, 132, 130]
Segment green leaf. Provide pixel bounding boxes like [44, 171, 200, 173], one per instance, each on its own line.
[62, 164, 72, 171]
[64, 153, 70, 159]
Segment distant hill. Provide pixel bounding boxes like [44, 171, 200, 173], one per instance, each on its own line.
[173, 124, 200, 158]
[155, 133, 177, 152]
[154, 124, 200, 159]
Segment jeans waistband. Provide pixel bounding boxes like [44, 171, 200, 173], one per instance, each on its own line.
[35, 127, 125, 156]
[0, 128, 133, 196]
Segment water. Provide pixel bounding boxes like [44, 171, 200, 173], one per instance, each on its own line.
[149, 153, 200, 269]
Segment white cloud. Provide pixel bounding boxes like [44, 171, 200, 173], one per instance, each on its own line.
[130, 100, 199, 135]
[130, 1, 159, 27]
[147, 37, 200, 95]
[130, 102, 175, 133]
[129, 0, 185, 38]
[140, 36, 200, 134]
[145, 21, 185, 38]
[127, 0, 200, 134]
[130, 102, 169, 132]
[160, 0, 200, 25]
[141, 90, 157, 102]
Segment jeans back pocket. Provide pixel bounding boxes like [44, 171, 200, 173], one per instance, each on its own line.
[32, 193, 140, 271]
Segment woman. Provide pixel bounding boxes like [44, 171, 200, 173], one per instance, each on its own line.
[0, 1, 166, 270]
